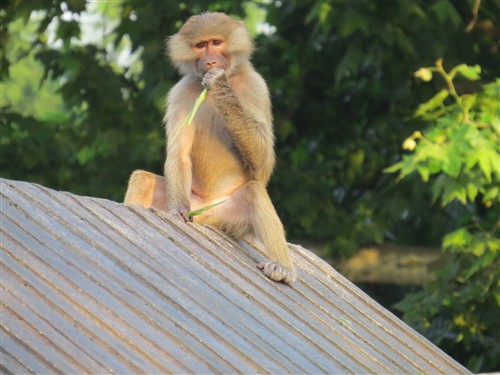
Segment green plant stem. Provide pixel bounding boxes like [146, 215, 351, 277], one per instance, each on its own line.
[170, 87, 208, 143]
[436, 59, 470, 123]
[187, 200, 225, 217]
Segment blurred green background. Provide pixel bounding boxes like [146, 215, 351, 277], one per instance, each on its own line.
[1, 0, 499, 371]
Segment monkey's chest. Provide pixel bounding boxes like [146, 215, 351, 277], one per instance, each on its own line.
[190, 124, 246, 194]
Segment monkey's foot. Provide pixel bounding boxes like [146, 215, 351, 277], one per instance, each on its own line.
[170, 208, 193, 223]
[257, 261, 296, 284]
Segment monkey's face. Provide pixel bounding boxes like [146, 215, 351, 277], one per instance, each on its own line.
[167, 12, 253, 77]
[193, 38, 229, 74]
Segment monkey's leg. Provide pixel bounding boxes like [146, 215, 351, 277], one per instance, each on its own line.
[124, 170, 168, 211]
[196, 181, 296, 284]
[245, 181, 296, 284]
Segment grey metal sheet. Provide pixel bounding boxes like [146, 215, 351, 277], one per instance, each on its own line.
[0, 178, 470, 374]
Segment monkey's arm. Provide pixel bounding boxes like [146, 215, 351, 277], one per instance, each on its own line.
[204, 69, 275, 183]
[164, 86, 197, 221]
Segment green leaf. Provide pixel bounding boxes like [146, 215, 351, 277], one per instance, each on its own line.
[383, 161, 403, 174]
[431, 1, 462, 26]
[414, 67, 433, 82]
[335, 43, 364, 84]
[442, 185, 467, 205]
[66, 0, 87, 12]
[466, 183, 478, 202]
[187, 200, 225, 217]
[465, 150, 480, 171]
[56, 20, 81, 43]
[465, 259, 482, 279]
[431, 175, 447, 203]
[290, 145, 309, 167]
[442, 153, 462, 177]
[414, 89, 449, 118]
[338, 10, 369, 37]
[483, 186, 499, 201]
[487, 239, 500, 252]
[471, 242, 485, 257]
[443, 228, 471, 249]
[187, 87, 208, 125]
[77, 146, 95, 165]
[450, 64, 481, 81]
[461, 94, 476, 114]
[417, 165, 430, 182]
[318, 2, 332, 24]
[488, 149, 500, 179]
[170, 88, 208, 143]
[477, 149, 492, 182]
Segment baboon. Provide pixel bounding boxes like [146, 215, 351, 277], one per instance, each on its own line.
[125, 12, 295, 283]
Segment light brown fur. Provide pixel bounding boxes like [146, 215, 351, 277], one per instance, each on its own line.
[124, 12, 295, 283]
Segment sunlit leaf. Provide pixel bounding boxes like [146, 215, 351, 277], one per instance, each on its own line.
[483, 186, 499, 202]
[414, 89, 449, 118]
[414, 67, 433, 81]
[477, 149, 492, 182]
[442, 154, 461, 177]
[450, 64, 481, 81]
[402, 137, 417, 151]
[417, 165, 430, 182]
[383, 161, 403, 174]
[187, 200, 225, 217]
[466, 183, 478, 201]
[170, 88, 207, 142]
[187, 87, 207, 125]
[472, 242, 485, 257]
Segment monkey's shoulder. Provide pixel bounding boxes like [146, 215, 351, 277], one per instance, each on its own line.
[167, 77, 205, 107]
[229, 65, 268, 92]
[229, 67, 272, 123]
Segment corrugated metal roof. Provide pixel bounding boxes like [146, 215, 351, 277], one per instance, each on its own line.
[1, 178, 470, 374]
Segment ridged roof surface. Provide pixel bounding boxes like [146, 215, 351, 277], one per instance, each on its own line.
[1, 178, 469, 374]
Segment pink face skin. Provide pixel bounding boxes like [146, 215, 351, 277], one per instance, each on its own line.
[193, 38, 229, 73]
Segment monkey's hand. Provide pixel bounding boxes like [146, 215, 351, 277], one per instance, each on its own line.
[202, 68, 226, 89]
[170, 207, 193, 223]
[257, 261, 296, 284]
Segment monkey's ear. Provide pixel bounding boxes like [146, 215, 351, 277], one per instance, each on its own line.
[228, 21, 254, 57]
[167, 33, 196, 74]
[167, 33, 194, 62]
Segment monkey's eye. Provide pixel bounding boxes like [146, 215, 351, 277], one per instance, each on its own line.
[195, 41, 207, 49]
[212, 39, 223, 46]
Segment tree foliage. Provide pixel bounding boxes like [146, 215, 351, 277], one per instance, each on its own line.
[389, 61, 499, 372]
[260, 0, 499, 256]
[1, 0, 499, 371]
[1, 0, 245, 198]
